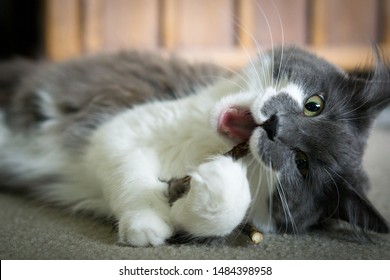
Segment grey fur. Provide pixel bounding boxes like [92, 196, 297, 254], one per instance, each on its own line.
[260, 47, 390, 234]
[3, 51, 230, 150]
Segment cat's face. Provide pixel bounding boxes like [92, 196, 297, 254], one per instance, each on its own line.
[213, 47, 389, 234]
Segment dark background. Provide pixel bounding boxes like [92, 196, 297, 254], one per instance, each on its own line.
[0, 0, 42, 59]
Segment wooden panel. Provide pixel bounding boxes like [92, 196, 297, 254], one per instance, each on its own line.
[174, 45, 390, 71]
[383, 0, 390, 43]
[44, 0, 81, 60]
[254, 0, 308, 49]
[100, 0, 159, 51]
[310, 0, 378, 46]
[310, 45, 390, 70]
[161, 0, 177, 49]
[82, 0, 103, 53]
[310, 0, 326, 46]
[173, 0, 235, 48]
[236, 0, 256, 49]
[42, 0, 390, 72]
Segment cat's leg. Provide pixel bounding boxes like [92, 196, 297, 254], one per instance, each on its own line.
[116, 187, 173, 247]
[170, 155, 251, 237]
[111, 153, 173, 246]
[85, 142, 173, 246]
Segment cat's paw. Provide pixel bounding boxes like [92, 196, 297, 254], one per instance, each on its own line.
[171, 155, 251, 237]
[118, 209, 174, 246]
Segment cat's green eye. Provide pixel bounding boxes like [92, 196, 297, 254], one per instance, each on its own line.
[295, 151, 309, 178]
[304, 95, 324, 117]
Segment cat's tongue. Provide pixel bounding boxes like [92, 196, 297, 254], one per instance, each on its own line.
[218, 106, 258, 143]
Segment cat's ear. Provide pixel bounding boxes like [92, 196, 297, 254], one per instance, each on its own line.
[349, 48, 390, 120]
[337, 186, 388, 234]
[325, 175, 389, 234]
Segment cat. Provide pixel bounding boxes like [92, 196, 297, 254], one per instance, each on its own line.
[0, 46, 389, 246]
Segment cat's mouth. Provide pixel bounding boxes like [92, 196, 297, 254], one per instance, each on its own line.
[217, 106, 258, 143]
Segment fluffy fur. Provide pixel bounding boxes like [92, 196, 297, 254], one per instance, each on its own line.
[0, 47, 389, 246]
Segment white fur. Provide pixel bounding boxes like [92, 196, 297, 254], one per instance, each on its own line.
[282, 83, 305, 108]
[251, 83, 304, 123]
[78, 82, 253, 245]
[0, 52, 308, 246]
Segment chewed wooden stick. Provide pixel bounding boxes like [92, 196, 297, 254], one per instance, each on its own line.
[167, 142, 264, 244]
[242, 223, 264, 244]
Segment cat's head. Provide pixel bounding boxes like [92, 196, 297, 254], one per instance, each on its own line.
[213, 46, 389, 235]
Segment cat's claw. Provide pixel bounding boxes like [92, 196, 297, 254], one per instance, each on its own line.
[118, 209, 174, 246]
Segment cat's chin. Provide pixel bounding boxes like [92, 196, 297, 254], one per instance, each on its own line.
[217, 105, 258, 144]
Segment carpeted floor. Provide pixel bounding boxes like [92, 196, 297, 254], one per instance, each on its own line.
[0, 124, 389, 260]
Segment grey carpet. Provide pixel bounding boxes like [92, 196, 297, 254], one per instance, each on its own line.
[1, 126, 389, 260]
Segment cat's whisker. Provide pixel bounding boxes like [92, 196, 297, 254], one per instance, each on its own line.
[274, 183, 289, 233]
[228, 156, 261, 244]
[269, 0, 286, 92]
[320, 166, 374, 237]
[337, 96, 369, 118]
[243, 157, 262, 225]
[274, 170, 298, 236]
[335, 74, 388, 119]
[324, 165, 352, 192]
[193, 12, 259, 92]
[266, 162, 274, 231]
[334, 89, 389, 120]
[248, 157, 262, 210]
[322, 167, 341, 222]
[228, 8, 267, 92]
[336, 115, 377, 122]
[254, 1, 274, 87]
[336, 93, 390, 121]
[274, 47, 295, 91]
[229, 5, 265, 56]
[236, 1, 273, 90]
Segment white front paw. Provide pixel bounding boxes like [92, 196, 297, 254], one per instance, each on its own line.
[118, 209, 173, 246]
[171, 156, 251, 237]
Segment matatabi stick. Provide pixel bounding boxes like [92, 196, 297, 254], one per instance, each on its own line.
[242, 223, 264, 244]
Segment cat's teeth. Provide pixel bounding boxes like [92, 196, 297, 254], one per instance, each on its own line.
[227, 107, 239, 114]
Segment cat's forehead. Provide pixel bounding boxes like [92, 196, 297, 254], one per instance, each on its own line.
[268, 47, 345, 91]
[272, 47, 343, 73]
[244, 48, 346, 103]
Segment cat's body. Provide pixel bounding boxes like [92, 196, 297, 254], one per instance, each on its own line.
[0, 47, 389, 246]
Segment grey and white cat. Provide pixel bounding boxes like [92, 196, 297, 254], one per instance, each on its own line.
[0, 46, 389, 246]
